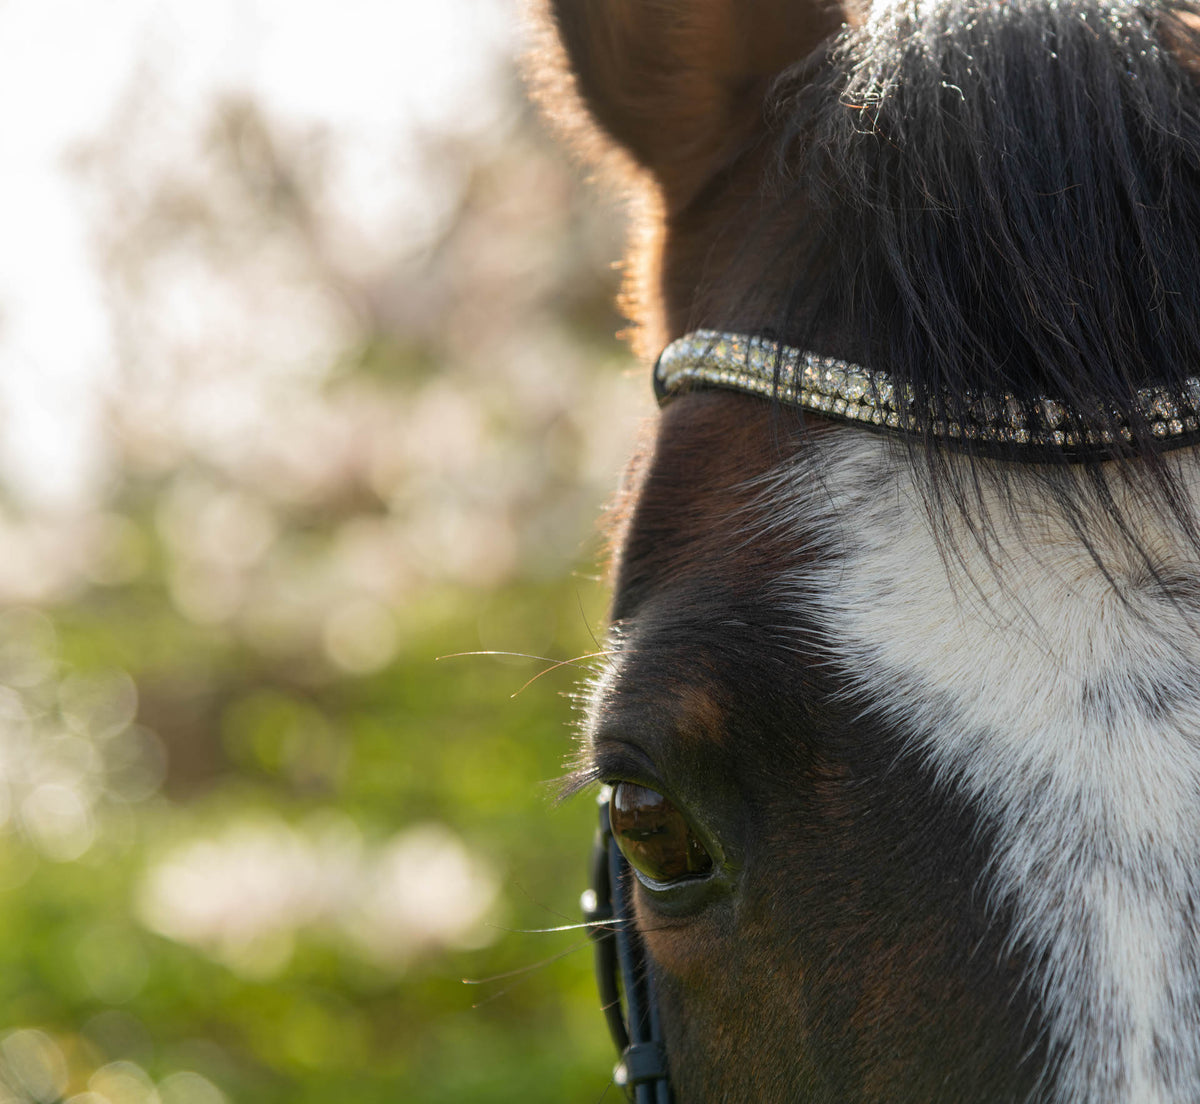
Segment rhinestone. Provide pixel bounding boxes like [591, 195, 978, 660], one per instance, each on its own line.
[1156, 395, 1179, 420]
[825, 368, 848, 395]
[842, 374, 869, 403]
[1139, 387, 1178, 420]
[971, 395, 1001, 424]
[1040, 399, 1068, 428]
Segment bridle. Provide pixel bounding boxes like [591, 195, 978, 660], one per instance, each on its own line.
[654, 330, 1200, 454]
[582, 787, 673, 1103]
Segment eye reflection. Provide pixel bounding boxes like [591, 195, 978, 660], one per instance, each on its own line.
[610, 782, 714, 884]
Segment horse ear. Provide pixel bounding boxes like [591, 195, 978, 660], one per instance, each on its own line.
[538, 0, 846, 207]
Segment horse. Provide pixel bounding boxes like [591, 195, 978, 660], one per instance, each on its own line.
[534, 1, 1200, 1101]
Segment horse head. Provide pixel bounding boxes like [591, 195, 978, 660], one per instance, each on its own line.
[536, 2, 1200, 1100]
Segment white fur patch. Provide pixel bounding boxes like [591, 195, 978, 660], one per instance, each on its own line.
[785, 433, 1200, 1104]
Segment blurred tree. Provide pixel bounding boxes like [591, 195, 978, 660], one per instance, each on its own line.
[0, 36, 644, 1104]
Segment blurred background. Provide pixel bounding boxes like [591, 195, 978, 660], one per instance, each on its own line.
[0, 2, 649, 1101]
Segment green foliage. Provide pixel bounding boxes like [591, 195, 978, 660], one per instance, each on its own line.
[0, 64, 639, 1104]
[0, 568, 618, 1103]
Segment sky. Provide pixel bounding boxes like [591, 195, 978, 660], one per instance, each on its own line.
[0, 0, 515, 509]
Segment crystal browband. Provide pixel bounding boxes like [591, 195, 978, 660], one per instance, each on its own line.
[654, 330, 1200, 453]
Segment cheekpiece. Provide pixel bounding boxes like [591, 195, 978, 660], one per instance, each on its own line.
[654, 330, 1200, 456]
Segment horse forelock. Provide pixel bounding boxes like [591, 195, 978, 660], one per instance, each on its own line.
[762, 1, 1200, 412]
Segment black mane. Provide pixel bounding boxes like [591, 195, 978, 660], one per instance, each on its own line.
[756, 1, 1200, 461]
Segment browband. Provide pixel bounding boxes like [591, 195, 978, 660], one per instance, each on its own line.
[654, 330, 1200, 455]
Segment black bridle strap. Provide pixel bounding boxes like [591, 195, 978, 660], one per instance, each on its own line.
[583, 792, 673, 1103]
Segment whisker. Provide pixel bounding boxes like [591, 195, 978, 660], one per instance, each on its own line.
[575, 586, 606, 657]
[488, 917, 631, 935]
[511, 651, 619, 697]
[463, 938, 595, 1007]
[437, 649, 598, 668]
[463, 938, 595, 985]
[436, 650, 617, 698]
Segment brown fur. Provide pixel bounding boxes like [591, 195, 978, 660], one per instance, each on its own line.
[533, 0, 845, 207]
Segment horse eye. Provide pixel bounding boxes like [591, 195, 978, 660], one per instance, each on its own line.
[610, 782, 714, 884]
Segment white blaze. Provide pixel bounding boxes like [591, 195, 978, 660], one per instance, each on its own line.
[787, 433, 1200, 1104]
